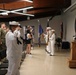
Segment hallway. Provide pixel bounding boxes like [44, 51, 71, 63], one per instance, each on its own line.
[20, 46, 76, 75]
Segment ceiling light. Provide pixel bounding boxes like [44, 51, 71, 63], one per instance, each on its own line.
[0, 6, 34, 16]
[0, 10, 10, 15]
[0, 9, 7, 12]
[11, 6, 33, 12]
[2, 13, 8, 15]
[23, 10, 27, 14]
[11, 11, 34, 16]
[0, 12, 8, 15]
[25, 0, 33, 3]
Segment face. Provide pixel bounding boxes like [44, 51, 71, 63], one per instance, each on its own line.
[52, 31, 55, 34]
[11, 25, 18, 32]
[1, 23, 6, 30]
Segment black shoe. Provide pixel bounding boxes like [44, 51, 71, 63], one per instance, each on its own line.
[50, 54, 53, 56]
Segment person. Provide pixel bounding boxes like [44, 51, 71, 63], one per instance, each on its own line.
[30, 26, 34, 49]
[44, 27, 52, 54]
[49, 29, 55, 56]
[25, 29, 32, 56]
[0, 22, 7, 50]
[5, 21, 22, 75]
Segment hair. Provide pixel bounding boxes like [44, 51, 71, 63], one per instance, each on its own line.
[27, 30, 31, 34]
[0, 22, 5, 28]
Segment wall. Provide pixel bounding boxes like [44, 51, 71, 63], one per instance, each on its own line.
[62, 0, 76, 42]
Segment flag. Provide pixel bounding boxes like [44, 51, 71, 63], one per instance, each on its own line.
[38, 24, 43, 47]
[39, 24, 43, 35]
[61, 22, 63, 39]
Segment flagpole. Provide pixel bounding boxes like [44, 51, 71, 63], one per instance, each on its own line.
[38, 20, 41, 47]
[38, 20, 44, 47]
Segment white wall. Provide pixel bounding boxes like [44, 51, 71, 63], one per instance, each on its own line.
[61, 0, 76, 42]
[62, 5, 76, 42]
[19, 16, 62, 43]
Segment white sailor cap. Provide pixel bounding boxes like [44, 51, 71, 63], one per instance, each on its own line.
[9, 21, 19, 26]
[46, 27, 51, 30]
[51, 29, 55, 32]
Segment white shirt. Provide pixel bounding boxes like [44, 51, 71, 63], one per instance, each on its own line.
[49, 33, 55, 44]
[5, 30, 22, 59]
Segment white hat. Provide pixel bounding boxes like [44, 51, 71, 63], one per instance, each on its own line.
[51, 29, 55, 32]
[46, 27, 51, 30]
[9, 21, 19, 25]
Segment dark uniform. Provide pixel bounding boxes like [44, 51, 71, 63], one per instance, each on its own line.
[0, 28, 6, 50]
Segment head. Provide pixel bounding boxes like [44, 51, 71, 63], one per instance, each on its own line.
[9, 21, 19, 32]
[46, 27, 51, 32]
[51, 29, 55, 34]
[30, 26, 33, 32]
[27, 25, 30, 30]
[0, 22, 6, 30]
[17, 24, 22, 30]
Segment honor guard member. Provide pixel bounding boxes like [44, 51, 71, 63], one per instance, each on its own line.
[45, 27, 52, 54]
[0, 22, 7, 50]
[49, 29, 55, 56]
[5, 21, 22, 75]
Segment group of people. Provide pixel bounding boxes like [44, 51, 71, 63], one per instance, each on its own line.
[0, 21, 55, 75]
[0, 21, 34, 75]
[0, 21, 24, 75]
[44, 27, 55, 56]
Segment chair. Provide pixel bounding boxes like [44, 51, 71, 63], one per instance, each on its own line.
[62, 41, 70, 49]
[55, 37, 62, 49]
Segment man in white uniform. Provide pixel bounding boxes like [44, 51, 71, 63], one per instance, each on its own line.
[49, 29, 55, 56]
[44, 27, 52, 54]
[5, 21, 22, 75]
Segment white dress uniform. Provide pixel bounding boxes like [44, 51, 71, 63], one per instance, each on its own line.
[5, 22, 22, 75]
[47, 29, 52, 53]
[44, 27, 52, 53]
[49, 31, 55, 55]
[14, 29, 23, 51]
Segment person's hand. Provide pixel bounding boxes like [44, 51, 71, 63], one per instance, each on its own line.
[16, 27, 20, 31]
[16, 27, 18, 30]
[6, 28, 9, 32]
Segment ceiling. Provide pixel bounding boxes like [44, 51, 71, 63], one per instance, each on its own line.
[0, 0, 71, 22]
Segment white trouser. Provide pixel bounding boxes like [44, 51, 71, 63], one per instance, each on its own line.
[7, 56, 21, 75]
[46, 41, 51, 53]
[51, 42, 55, 55]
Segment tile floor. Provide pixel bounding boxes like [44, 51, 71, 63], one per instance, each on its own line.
[20, 46, 76, 75]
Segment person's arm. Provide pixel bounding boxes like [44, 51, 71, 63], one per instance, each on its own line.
[27, 33, 32, 39]
[49, 34, 55, 40]
[13, 29, 21, 38]
[0, 29, 5, 44]
[28, 34, 32, 39]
